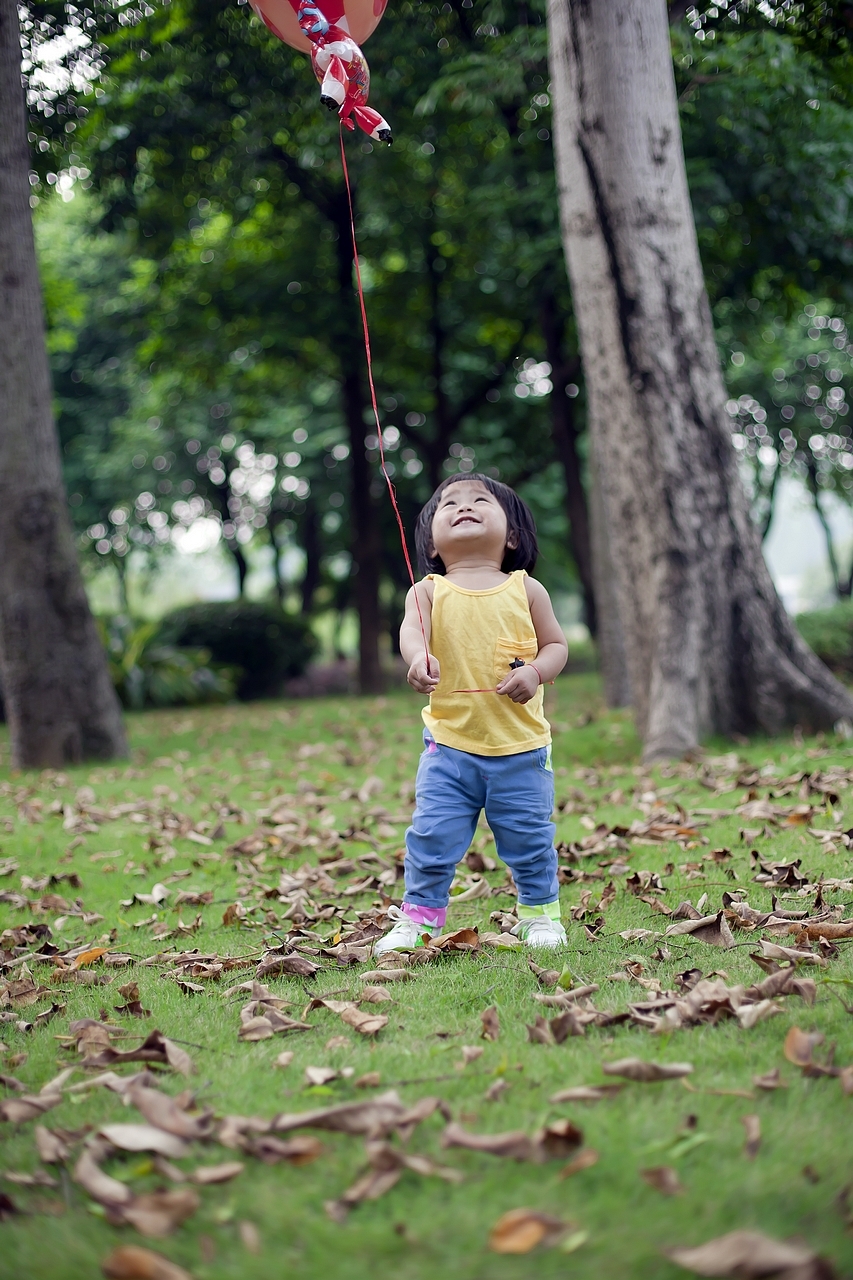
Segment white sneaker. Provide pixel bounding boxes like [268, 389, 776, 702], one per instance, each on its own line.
[510, 916, 567, 949]
[373, 906, 436, 957]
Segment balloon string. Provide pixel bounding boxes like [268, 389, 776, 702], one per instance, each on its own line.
[339, 124, 431, 676]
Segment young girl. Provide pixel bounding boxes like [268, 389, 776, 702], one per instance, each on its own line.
[374, 473, 569, 956]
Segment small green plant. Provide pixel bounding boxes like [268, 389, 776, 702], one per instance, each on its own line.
[97, 616, 238, 709]
[797, 600, 853, 675]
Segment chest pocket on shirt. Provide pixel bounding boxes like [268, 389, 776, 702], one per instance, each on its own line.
[494, 636, 538, 687]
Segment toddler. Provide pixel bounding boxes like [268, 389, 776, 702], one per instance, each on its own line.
[374, 473, 569, 956]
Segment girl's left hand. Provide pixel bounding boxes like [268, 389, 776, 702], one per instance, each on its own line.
[496, 665, 540, 704]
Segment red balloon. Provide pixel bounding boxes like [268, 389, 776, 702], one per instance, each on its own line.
[251, 0, 392, 143]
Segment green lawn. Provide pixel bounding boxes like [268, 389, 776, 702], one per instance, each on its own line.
[1, 673, 852, 1279]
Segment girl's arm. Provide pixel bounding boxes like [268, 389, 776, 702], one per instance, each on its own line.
[400, 581, 439, 693]
[496, 578, 569, 704]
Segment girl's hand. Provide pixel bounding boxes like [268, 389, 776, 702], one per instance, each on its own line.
[408, 653, 440, 694]
[496, 664, 540, 704]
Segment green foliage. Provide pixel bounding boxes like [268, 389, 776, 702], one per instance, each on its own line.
[157, 601, 317, 699]
[97, 616, 237, 709]
[797, 599, 853, 672]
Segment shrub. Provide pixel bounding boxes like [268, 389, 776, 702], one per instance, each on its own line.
[797, 600, 853, 675]
[97, 618, 237, 710]
[157, 601, 317, 700]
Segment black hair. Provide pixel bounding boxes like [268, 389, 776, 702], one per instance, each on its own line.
[414, 473, 539, 576]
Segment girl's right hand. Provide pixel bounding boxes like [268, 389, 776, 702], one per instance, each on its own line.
[407, 653, 440, 694]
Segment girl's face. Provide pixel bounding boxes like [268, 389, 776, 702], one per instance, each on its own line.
[429, 480, 514, 567]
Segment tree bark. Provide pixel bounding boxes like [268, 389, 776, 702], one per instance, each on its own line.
[0, 0, 127, 768]
[587, 443, 632, 707]
[538, 290, 597, 635]
[332, 193, 384, 695]
[547, 0, 853, 757]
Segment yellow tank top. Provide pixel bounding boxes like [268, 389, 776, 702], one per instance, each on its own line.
[422, 570, 551, 757]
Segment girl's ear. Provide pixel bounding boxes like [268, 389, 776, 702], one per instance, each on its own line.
[506, 531, 518, 550]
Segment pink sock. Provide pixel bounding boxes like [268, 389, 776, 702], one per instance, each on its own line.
[402, 902, 447, 930]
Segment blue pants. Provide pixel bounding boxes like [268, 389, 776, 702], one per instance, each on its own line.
[404, 733, 558, 909]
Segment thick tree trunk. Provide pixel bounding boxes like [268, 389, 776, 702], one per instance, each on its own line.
[0, 0, 126, 768]
[547, 0, 853, 757]
[538, 291, 597, 635]
[588, 446, 632, 708]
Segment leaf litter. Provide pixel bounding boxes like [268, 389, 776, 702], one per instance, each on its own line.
[3, 746, 853, 1267]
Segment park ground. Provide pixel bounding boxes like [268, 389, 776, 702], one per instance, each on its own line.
[1, 672, 852, 1279]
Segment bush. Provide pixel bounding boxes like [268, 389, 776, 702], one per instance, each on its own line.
[797, 600, 853, 674]
[157, 601, 317, 700]
[98, 618, 238, 710]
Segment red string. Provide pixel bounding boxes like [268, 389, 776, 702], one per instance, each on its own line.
[339, 125, 431, 676]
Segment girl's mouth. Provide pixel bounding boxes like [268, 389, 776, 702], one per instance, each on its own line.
[452, 516, 479, 526]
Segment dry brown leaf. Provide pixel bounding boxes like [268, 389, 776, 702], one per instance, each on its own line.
[481, 1006, 500, 1042]
[72, 948, 109, 970]
[238, 1221, 261, 1255]
[99, 1125, 189, 1159]
[355, 1072, 382, 1089]
[190, 1162, 244, 1185]
[559, 1148, 599, 1179]
[425, 928, 480, 952]
[550, 1084, 624, 1103]
[488, 1208, 570, 1254]
[753, 1068, 786, 1091]
[274, 1051, 294, 1069]
[665, 912, 734, 948]
[759, 940, 827, 968]
[666, 1229, 826, 1277]
[256, 953, 320, 980]
[641, 1166, 683, 1195]
[101, 1244, 195, 1280]
[238, 1017, 274, 1042]
[249, 1135, 324, 1165]
[360, 985, 393, 1004]
[441, 1122, 536, 1161]
[484, 1078, 510, 1102]
[340, 1007, 388, 1036]
[119, 1189, 201, 1238]
[126, 1085, 210, 1140]
[742, 1114, 761, 1159]
[536, 1119, 584, 1159]
[839, 1066, 853, 1096]
[784, 1027, 824, 1069]
[360, 968, 413, 982]
[325, 1139, 462, 1221]
[602, 1058, 693, 1082]
[74, 1139, 134, 1206]
[35, 1125, 70, 1163]
[305, 1066, 340, 1087]
[458, 1045, 484, 1069]
[273, 1091, 413, 1138]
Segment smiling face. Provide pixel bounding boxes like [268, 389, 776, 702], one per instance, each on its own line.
[429, 479, 515, 570]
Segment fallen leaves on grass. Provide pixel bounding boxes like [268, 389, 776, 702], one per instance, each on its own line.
[550, 1084, 623, 1103]
[488, 1208, 574, 1254]
[189, 1162, 244, 1185]
[119, 1189, 201, 1238]
[602, 1058, 693, 1082]
[481, 1006, 500, 1041]
[272, 1091, 445, 1140]
[666, 1229, 834, 1278]
[641, 1166, 683, 1195]
[742, 1114, 761, 1159]
[101, 1245, 194, 1280]
[247, 1135, 324, 1165]
[753, 1068, 786, 1091]
[559, 1148, 599, 1179]
[98, 1124, 189, 1159]
[325, 1139, 462, 1221]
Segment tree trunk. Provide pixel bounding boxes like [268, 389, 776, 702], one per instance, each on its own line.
[547, 0, 853, 757]
[300, 497, 322, 615]
[538, 291, 597, 634]
[587, 445, 632, 708]
[0, 0, 127, 768]
[333, 191, 384, 695]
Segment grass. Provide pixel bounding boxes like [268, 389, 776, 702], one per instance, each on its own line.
[1, 672, 853, 1279]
